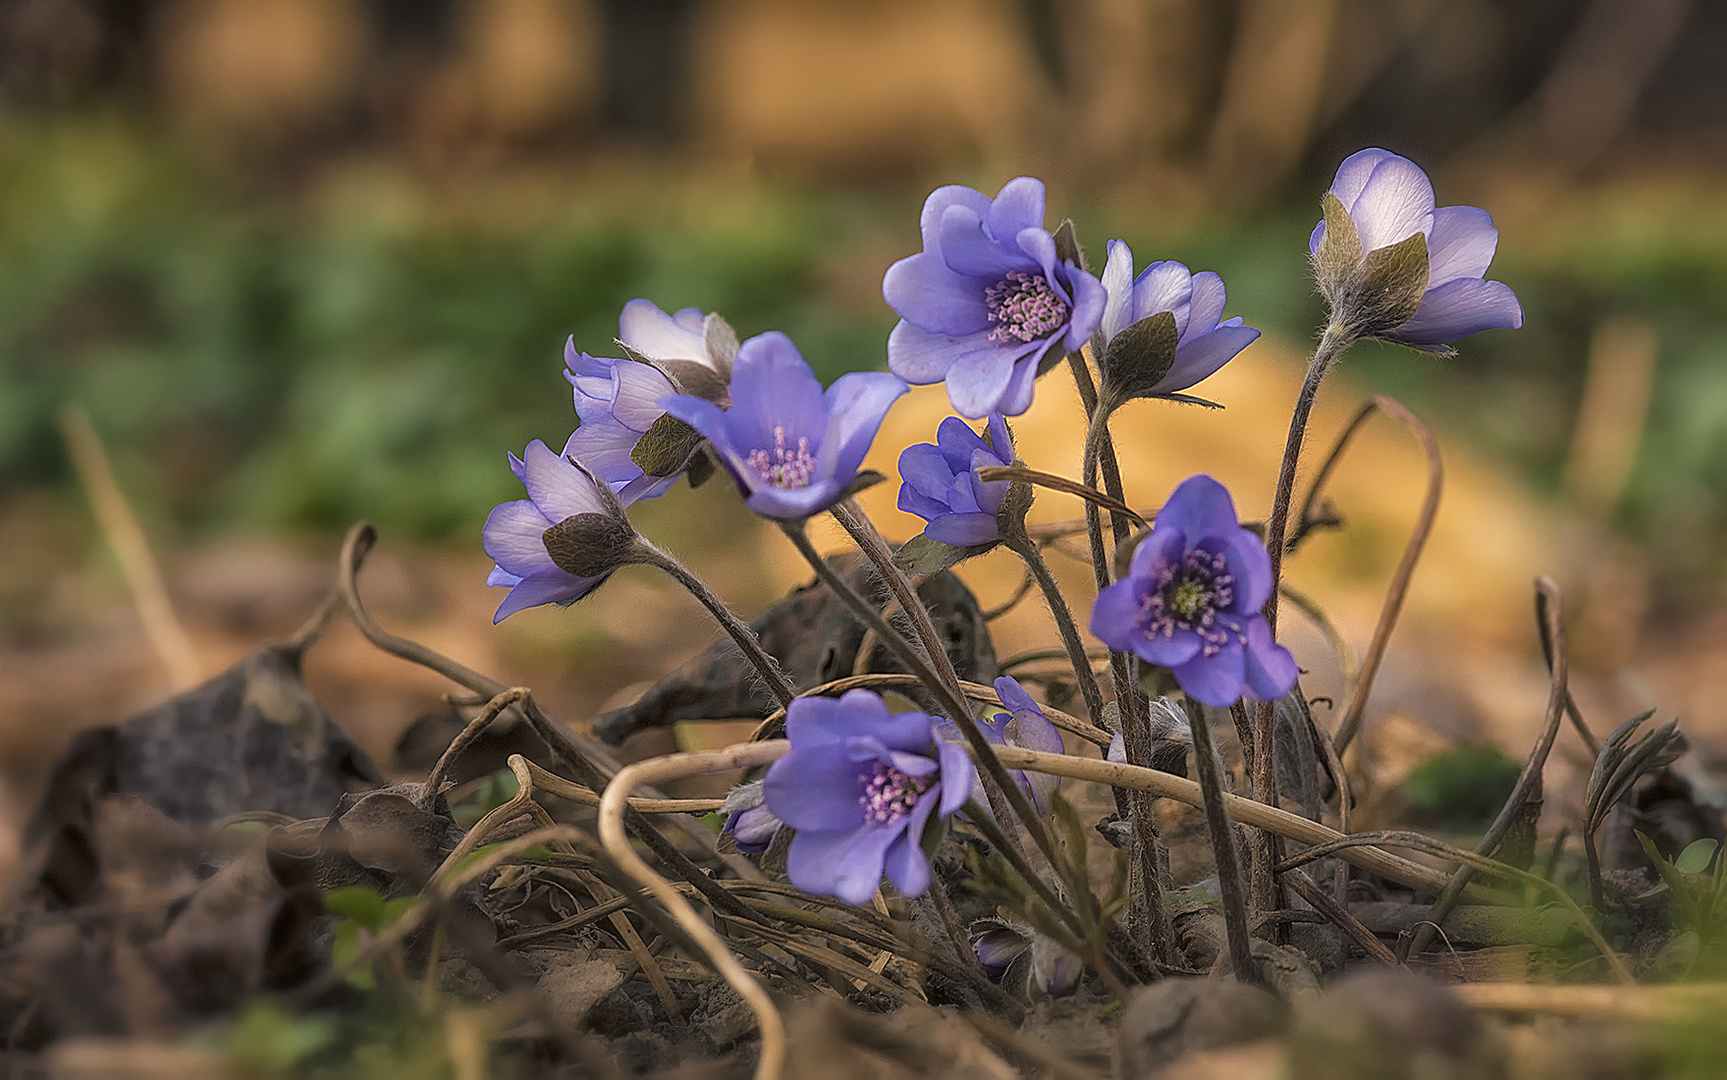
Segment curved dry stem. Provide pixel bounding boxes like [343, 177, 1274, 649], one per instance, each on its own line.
[986, 746, 1488, 901]
[974, 465, 1147, 526]
[422, 687, 531, 811]
[1296, 395, 1444, 755]
[1407, 576, 1571, 959]
[599, 741, 793, 1080]
[522, 759, 725, 813]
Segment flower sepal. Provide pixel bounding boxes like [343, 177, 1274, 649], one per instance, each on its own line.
[541, 511, 639, 578]
[629, 412, 706, 478]
[892, 532, 998, 575]
[1099, 309, 1179, 407]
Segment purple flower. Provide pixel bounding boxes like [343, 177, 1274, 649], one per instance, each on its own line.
[883, 178, 1105, 419]
[971, 917, 1083, 997]
[897, 414, 1015, 547]
[937, 676, 1066, 814]
[1097, 241, 1259, 398]
[482, 439, 639, 624]
[660, 331, 907, 521]
[561, 300, 733, 501]
[1090, 475, 1297, 708]
[762, 689, 972, 905]
[1311, 148, 1523, 348]
[718, 780, 783, 856]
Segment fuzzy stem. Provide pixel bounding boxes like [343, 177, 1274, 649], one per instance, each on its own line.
[1002, 532, 1107, 726]
[635, 540, 796, 707]
[1183, 696, 1256, 983]
[829, 497, 961, 694]
[1252, 325, 1352, 918]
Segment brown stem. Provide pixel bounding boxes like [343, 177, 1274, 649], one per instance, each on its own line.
[830, 497, 962, 693]
[634, 540, 796, 707]
[1183, 696, 1256, 982]
[1003, 532, 1108, 726]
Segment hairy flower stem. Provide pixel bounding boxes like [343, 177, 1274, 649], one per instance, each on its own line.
[829, 497, 963, 695]
[1182, 696, 1256, 983]
[778, 521, 1064, 879]
[634, 541, 797, 708]
[1251, 325, 1351, 921]
[1068, 350, 1173, 967]
[1003, 532, 1107, 726]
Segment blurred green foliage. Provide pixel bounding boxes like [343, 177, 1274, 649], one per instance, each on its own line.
[1402, 744, 1524, 833]
[6, 119, 1727, 610]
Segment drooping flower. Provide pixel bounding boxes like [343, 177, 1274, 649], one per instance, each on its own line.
[660, 331, 907, 521]
[1095, 241, 1260, 402]
[1310, 148, 1523, 348]
[1090, 475, 1297, 707]
[762, 689, 972, 905]
[883, 178, 1105, 419]
[937, 676, 1066, 814]
[897, 413, 1015, 548]
[482, 439, 640, 623]
[560, 300, 736, 501]
[718, 779, 784, 856]
[971, 915, 1083, 997]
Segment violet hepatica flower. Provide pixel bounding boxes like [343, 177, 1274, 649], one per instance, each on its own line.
[1090, 475, 1297, 707]
[972, 916, 1083, 997]
[718, 780, 783, 856]
[762, 689, 972, 905]
[1311, 148, 1522, 349]
[1096, 240, 1259, 402]
[661, 331, 907, 521]
[938, 676, 1065, 814]
[897, 413, 1014, 548]
[562, 300, 734, 500]
[883, 178, 1104, 419]
[482, 439, 640, 623]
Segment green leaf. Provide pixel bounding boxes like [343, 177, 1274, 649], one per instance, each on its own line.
[1403, 744, 1522, 832]
[892, 532, 995, 575]
[630, 413, 703, 477]
[324, 885, 387, 930]
[1678, 839, 1719, 876]
[330, 921, 376, 991]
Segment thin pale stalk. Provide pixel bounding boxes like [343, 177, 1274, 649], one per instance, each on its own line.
[1253, 325, 1352, 918]
[1183, 696, 1255, 982]
[634, 540, 796, 707]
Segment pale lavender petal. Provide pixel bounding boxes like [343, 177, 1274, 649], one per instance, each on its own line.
[609, 361, 677, 431]
[898, 485, 951, 521]
[940, 204, 1035, 278]
[1242, 618, 1299, 702]
[1174, 641, 1246, 707]
[1328, 147, 1401, 209]
[1217, 529, 1273, 613]
[787, 822, 900, 906]
[745, 479, 846, 521]
[926, 513, 1000, 546]
[1129, 623, 1203, 668]
[659, 393, 735, 460]
[884, 796, 940, 896]
[887, 322, 995, 385]
[819, 370, 908, 482]
[995, 350, 1044, 417]
[945, 346, 1018, 419]
[986, 413, 1014, 460]
[1063, 266, 1107, 347]
[935, 415, 993, 472]
[1089, 578, 1152, 652]
[936, 739, 974, 816]
[1106, 733, 1125, 764]
[727, 332, 828, 451]
[1158, 323, 1259, 394]
[619, 298, 709, 364]
[1100, 239, 1135, 343]
[1131, 261, 1193, 338]
[919, 184, 995, 253]
[975, 928, 1028, 971]
[521, 439, 606, 520]
[487, 565, 522, 587]
[987, 177, 1046, 243]
[482, 499, 556, 578]
[563, 419, 647, 487]
[898, 442, 956, 500]
[1014, 227, 1059, 281]
[1185, 272, 1227, 339]
[493, 567, 596, 623]
[1424, 205, 1499, 288]
[1386, 278, 1523, 346]
[1155, 474, 1239, 541]
[883, 252, 993, 335]
[1348, 154, 1435, 252]
[764, 745, 869, 830]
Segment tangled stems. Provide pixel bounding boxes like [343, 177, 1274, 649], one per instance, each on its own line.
[631, 539, 797, 708]
[1251, 325, 1353, 916]
[998, 523, 1107, 728]
[776, 519, 1065, 881]
[829, 496, 963, 694]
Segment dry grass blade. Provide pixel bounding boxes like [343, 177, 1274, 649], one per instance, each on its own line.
[599, 741, 794, 1080]
[521, 759, 724, 813]
[974, 464, 1147, 525]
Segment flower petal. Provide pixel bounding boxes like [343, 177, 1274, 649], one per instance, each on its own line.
[940, 203, 1035, 278]
[787, 822, 900, 906]
[563, 419, 647, 488]
[887, 321, 994, 385]
[521, 439, 607, 521]
[609, 361, 677, 431]
[764, 745, 869, 830]
[1242, 618, 1299, 702]
[1216, 527, 1274, 614]
[619, 298, 708, 364]
[919, 184, 994, 253]
[1425, 205, 1499, 287]
[935, 415, 993, 472]
[925, 513, 1001, 546]
[1385, 277, 1523, 346]
[487, 564, 521, 587]
[898, 441, 957, 500]
[1156, 474, 1240, 541]
[1327, 148, 1401, 209]
[1347, 153, 1435, 252]
[1158, 323, 1259, 394]
[936, 738, 974, 816]
[944, 345, 1018, 419]
[995, 349, 1044, 417]
[1089, 578, 1147, 654]
[1131, 261, 1194, 339]
[898, 484, 951, 523]
[1100, 239, 1135, 343]
[492, 567, 597, 623]
[482, 499, 556, 578]
[1173, 641, 1247, 707]
[726, 332, 828, 452]
[820, 370, 908, 483]
[1062, 265, 1107, 347]
[884, 797, 939, 896]
[1185, 271, 1228, 339]
[883, 252, 993, 335]
[987, 177, 1046, 244]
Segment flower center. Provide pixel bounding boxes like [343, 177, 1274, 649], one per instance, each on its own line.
[859, 761, 932, 824]
[1138, 547, 1243, 658]
[985, 271, 1068, 344]
[745, 426, 817, 489]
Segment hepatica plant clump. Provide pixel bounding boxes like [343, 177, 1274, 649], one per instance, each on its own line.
[64, 147, 1721, 1078]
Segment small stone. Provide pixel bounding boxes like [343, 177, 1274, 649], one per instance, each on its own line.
[1117, 977, 1287, 1078]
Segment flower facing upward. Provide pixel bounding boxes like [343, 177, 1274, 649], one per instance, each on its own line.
[762, 689, 972, 905]
[1090, 475, 1297, 707]
[1096, 241, 1260, 401]
[482, 440, 639, 623]
[897, 413, 1015, 548]
[1310, 148, 1523, 348]
[660, 331, 907, 521]
[883, 178, 1104, 418]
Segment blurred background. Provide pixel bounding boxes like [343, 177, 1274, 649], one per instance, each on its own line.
[4, 0, 1727, 867]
